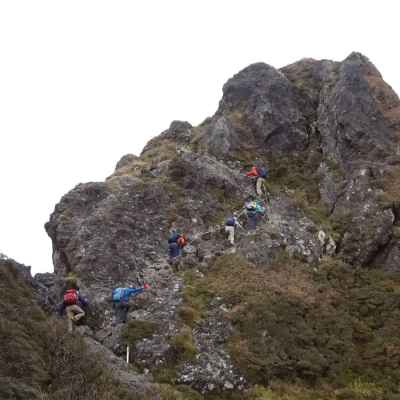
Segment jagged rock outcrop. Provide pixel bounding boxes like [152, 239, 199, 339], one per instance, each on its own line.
[44, 52, 400, 397]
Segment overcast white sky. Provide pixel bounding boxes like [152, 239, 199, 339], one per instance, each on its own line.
[1, 1, 399, 274]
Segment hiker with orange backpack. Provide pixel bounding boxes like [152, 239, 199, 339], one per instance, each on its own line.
[59, 287, 88, 333]
[168, 230, 188, 260]
[245, 164, 268, 197]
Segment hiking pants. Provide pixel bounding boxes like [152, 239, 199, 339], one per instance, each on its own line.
[114, 302, 130, 324]
[66, 304, 85, 333]
[256, 177, 265, 196]
[247, 213, 258, 230]
[225, 225, 235, 245]
[169, 242, 180, 259]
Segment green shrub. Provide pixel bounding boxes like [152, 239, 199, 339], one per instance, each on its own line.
[121, 320, 159, 345]
[178, 306, 201, 327]
[170, 326, 197, 362]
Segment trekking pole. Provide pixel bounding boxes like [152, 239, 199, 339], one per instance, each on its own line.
[126, 345, 130, 364]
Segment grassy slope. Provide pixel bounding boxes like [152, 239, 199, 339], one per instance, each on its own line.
[0, 259, 143, 400]
[176, 254, 400, 399]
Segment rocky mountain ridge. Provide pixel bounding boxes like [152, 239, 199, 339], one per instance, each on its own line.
[2, 52, 400, 399]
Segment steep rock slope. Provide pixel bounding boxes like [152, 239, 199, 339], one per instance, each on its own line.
[44, 53, 400, 398]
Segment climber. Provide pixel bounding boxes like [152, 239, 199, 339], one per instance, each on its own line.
[245, 164, 268, 197]
[168, 230, 188, 260]
[245, 199, 266, 230]
[112, 283, 150, 325]
[59, 287, 88, 333]
[225, 213, 242, 245]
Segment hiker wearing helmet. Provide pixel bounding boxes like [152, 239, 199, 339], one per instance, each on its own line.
[112, 283, 150, 325]
[59, 286, 88, 333]
[245, 164, 268, 197]
[225, 213, 242, 245]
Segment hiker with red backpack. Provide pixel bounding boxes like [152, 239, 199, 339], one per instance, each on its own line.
[112, 283, 150, 325]
[245, 164, 268, 197]
[59, 287, 88, 333]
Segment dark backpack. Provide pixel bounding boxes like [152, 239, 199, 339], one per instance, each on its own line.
[257, 166, 268, 178]
[168, 232, 179, 244]
[63, 289, 78, 306]
[226, 217, 235, 226]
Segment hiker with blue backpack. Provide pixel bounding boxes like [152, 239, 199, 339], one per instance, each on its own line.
[245, 199, 266, 230]
[225, 213, 242, 245]
[245, 164, 268, 197]
[112, 283, 150, 325]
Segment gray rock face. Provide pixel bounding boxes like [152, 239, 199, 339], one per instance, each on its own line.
[202, 62, 310, 156]
[45, 52, 400, 392]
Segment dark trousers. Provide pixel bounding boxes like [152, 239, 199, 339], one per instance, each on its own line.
[113, 302, 129, 325]
[169, 242, 180, 258]
[247, 213, 258, 230]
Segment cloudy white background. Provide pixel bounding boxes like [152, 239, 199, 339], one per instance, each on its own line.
[1, 1, 399, 274]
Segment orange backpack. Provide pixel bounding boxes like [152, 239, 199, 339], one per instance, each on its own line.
[177, 235, 187, 248]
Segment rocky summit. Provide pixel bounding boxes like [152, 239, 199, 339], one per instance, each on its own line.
[2, 52, 400, 399]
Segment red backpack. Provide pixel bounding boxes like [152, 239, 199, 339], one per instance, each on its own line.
[63, 289, 78, 306]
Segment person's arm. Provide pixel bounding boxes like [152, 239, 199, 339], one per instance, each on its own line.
[235, 218, 243, 229]
[126, 287, 145, 298]
[58, 302, 65, 316]
[78, 294, 88, 307]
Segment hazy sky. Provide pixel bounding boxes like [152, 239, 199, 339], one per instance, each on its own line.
[1, 1, 399, 274]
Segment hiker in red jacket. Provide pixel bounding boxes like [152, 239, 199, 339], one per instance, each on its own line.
[245, 165, 268, 196]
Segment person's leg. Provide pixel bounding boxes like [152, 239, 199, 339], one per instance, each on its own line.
[71, 305, 85, 322]
[225, 225, 230, 240]
[256, 178, 263, 196]
[169, 243, 179, 259]
[115, 303, 124, 324]
[248, 214, 257, 230]
[121, 304, 129, 323]
[66, 306, 74, 333]
[227, 226, 235, 244]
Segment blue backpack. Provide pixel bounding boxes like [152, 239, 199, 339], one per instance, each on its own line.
[255, 204, 266, 214]
[257, 167, 268, 178]
[112, 288, 125, 302]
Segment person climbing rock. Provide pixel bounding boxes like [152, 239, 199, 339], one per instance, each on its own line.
[168, 230, 187, 261]
[245, 164, 268, 197]
[225, 213, 242, 245]
[59, 287, 88, 333]
[245, 200, 265, 230]
[112, 283, 149, 325]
